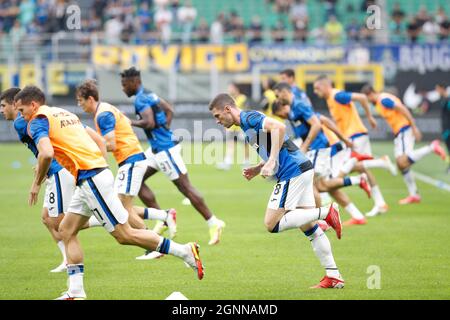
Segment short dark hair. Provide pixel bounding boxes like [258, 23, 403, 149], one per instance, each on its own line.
[271, 101, 284, 115]
[209, 93, 236, 111]
[280, 69, 295, 79]
[76, 80, 99, 101]
[0, 87, 21, 104]
[120, 67, 141, 79]
[436, 82, 447, 89]
[14, 86, 45, 105]
[267, 78, 276, 90]
[273, 82, 292, 92]
[361, 84, 375, 95]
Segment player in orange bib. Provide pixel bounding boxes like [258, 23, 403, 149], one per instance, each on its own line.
[362, 85, 447, 205]
[314, 75, 397, 217]
[76, 81, 177, 258]
[15, 86, 204, 300]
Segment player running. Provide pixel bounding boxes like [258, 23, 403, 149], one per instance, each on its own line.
[15, 86, 204, 300]
[279, 68, 311, 103]
[272, 83, 371, 225]
[209, 93, 345, 289]
[362, 85, 447, 205]
[120, 67, 225, 246]
[314, 75, 396, 217]
[436, 83, 450, 174]
[75, 80, 177, 244]
[0, 88, 105, 273]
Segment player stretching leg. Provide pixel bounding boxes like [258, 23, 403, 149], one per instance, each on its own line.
[314, 75, 395, 217]
[121, 67, 225, 246]
[209, 93, 344, 289]
[16, 86, 203, 300]
[362, 85, 446, 206]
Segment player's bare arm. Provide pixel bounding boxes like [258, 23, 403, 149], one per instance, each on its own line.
[30, 137, 54, 206]
[319, 114, 353, 148]
[352, 93, 377, 129]
[102, 130, 117, 152]
[394, 102, 422, 141]
[85, 126, 108, 160]
[131, 107, 155, 129]
[301, 114, 321, 153]
[261, 117, 286, 177]
[158, 98, 174, 127]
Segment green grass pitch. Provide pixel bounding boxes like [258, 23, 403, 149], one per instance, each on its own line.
[0, 142, 449, 300]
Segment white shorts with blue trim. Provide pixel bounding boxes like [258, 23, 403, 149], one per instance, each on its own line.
[145, 144, 188, 181]
[43, 168, 75, 218]
[351, 133, 372, 156]
[267, 169, 316, 211]
[394, 127, 415, 158]
[330, 146, 351, 178]
[306, 148, 331, 177]
[114, 159, 148, 197]
[67, 169, 129, 233]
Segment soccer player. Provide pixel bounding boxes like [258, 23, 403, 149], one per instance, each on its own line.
[209, 93, 345, 289]
[75, 80, 177, 241]
[435, 83, 450, 173]
[15, 86, 204, 300]
[279, 68, 312, 103]
[272, 83, 371, 225]
[216, 82, 250, 170]
[120, 67, 225, 246]
[313, 75, 396, 217]
[0, 88, 105, 272]
[362, 85, 447, 205]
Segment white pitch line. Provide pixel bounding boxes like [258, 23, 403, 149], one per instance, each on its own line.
[412, 170, 450, 192]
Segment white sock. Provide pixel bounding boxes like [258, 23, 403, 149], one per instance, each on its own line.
[344, 203, 365, 220]
[305, 225, 340, 278]
[276, 206, 330, 233]
[224, 155, 232, 165]
[349, 175, 361, 185]
[371, 185, 387, 207]
[88, 215, 102, 227]
[144, 208, 168, 221]
[67, 264, 85, 297]
[340, 157, 357, 175]
[407, 145, 433, 162]
[57, 240, 67, 263]
[156, 237, 187, 259]
[207, 215, 219, 228]
[362, 158, 388, 170]
[402, 170, 418, 196]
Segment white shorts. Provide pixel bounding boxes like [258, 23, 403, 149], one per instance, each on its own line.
[351, 133, 372, 156]
[292, 138, 303, 149]
[330, 144, 351, 178]
[67, 169, 129, 233]
[43, 168, 75, 218]
[394, 127, 415, 158]
[306, 148, 331, 177]
[114, 159, 148, 196]
[267, 169, 316, 211]
[145, 144, 188, 181]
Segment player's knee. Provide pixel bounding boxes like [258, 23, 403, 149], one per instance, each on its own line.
[265, 221, 279, 233]
[41, 215, 50, 227]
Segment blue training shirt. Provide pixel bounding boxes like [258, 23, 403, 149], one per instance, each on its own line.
[292, 86, 313, 109]
[239, 110, 313, 181]
[134, 86, 176, 153]
[14, 114, 62, 176]
[288, 98, 329, 150]
[28, 116, 101, 184]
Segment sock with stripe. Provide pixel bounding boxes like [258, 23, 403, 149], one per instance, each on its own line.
[407, 145, 433, 162]
[340, 157, 357, 175]
[156, 237, 187, 259]
[343, 175, 361, 187]
[402, 169, 418, 196]
[344, 203, 365, 220]
[143, 208, 168, 221]
[371, 185, 387, 207]
[67, 264, 85, 297]
[274, 205, 330, 233]
[57, 240, 67, 263]
[304, 225, 340, 278]
[88, 215, 102, 228]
